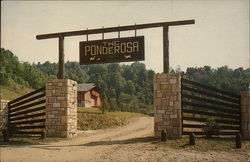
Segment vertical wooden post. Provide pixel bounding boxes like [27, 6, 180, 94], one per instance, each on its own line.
[181, 78, 184, 134]
[163, 25, 169, 73]
[40, 130, 46, 139]
[239, 95, 242, 137]
[189, 133, 195, 145]
[7, 102, 11, 137]
[0, 1, 1, 49]
[58, 36, 65, 79]
[161, 130, 167, 141]
[235, 133, 242, 149]
[7, 103, 10, 125]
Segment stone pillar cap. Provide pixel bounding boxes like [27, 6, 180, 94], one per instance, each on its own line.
[240, 91, 250, 95]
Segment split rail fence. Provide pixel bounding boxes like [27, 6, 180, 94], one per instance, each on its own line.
[181, 78, 241, 135]
[8, 87, 46, 137]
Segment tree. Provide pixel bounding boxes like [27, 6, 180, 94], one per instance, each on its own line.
[2, 47, 249, 114]
[109, 98, 118, 112]
[124, 80, 135, 94]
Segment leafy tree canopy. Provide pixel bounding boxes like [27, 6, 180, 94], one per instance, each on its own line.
[1, 48, 249, 113]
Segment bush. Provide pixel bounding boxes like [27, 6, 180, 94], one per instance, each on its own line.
[203, 117, 221, 138]
[100, 99, 110, 114]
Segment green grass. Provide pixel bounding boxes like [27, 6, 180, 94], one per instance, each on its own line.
[77, 107, 146, 130]
[78, 107, 101, 113]
[0, 85, 34, 100]
[157, 136, 250, 152]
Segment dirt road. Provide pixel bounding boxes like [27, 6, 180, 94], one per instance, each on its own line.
[1, 117, 249, 162]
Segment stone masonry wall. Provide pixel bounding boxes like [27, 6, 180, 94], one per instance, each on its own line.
[154, 73, 182, 138]
[46, 79, 77, 138]
[0, 100, 9, 131]
[241, 91, 250, 140]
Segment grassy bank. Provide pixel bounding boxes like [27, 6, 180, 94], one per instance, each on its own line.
[0, 85, 33, 100]
[77, 107, 146, 130]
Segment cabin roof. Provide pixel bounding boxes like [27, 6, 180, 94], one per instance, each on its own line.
[77, 83, 96, 92]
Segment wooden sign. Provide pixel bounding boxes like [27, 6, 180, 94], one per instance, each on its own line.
[79, 36, 144, 65]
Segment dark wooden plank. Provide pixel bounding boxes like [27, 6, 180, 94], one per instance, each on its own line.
[9, 93, 45, 109]
[183, 124, 240, 130]
[10, 106, 45, 117]
[9, 134, 41, 138]
[7, 103, 11, 129]
[182, 94, 239, 109]
[163, 25, 169, 73]
[182, 131, 239, 135]
[36, 20, 195, 40]
[10, 99, 46, 113]
[8, 87, 45, 105]
[15, 125, 45, 130]
[0, 2, 0, 48]
[182, 86, 240, 104]
[10, 112, 46, 121]
[11, 119, 45, 125]
[182, 101, 240, 114]
[10, 131, 44, 135]
[182, 78, 240, 99]
[58, 36, 65, 79]
[183, 117, 240, 125]
[183, 109, 239, 120]
[181, 84, 184, 133]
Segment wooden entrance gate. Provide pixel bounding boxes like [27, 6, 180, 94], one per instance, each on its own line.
[181, 78, 241, 135]
[8, 87, 46, 137]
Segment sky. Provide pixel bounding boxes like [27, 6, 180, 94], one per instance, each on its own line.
[1, 0, 249, 73]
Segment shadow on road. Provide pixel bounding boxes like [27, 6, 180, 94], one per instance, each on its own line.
[1, 136, 156, 151]
[82, 136, 156, 146]
[21, 136, 156, 151]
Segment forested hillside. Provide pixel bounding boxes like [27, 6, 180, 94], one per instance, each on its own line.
[0, 48, 154, 113]
[182, 66, 250, 93]
[1, 48, 249, 113]
[0, 48, 45, 89]
[35, 60, 155, 113]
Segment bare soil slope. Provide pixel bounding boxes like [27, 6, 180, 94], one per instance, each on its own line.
[1, 117, 249, 162]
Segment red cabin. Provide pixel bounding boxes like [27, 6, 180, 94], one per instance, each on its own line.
[77, 83, 101, 108]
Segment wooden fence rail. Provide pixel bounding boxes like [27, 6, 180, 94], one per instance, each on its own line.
[8, 87, 46, 137]
[181, 78, 241, 136]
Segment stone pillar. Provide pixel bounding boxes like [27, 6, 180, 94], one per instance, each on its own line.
[240, 91, 250, 140]
[46, 79, 77, 138]
[0, 100, 9, 131]
[154, 73, 182, 138]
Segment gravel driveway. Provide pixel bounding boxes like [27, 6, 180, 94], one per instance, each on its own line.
[1, 117, 249, 162]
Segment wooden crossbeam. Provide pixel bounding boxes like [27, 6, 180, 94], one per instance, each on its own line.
[36, 19, 195, 78]
[36, 20, 195, 40]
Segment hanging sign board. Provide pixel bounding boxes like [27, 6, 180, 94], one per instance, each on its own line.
[79, 36, 144, 65]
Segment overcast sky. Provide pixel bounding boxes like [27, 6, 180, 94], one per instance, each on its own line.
[1, 0, 249, 72]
